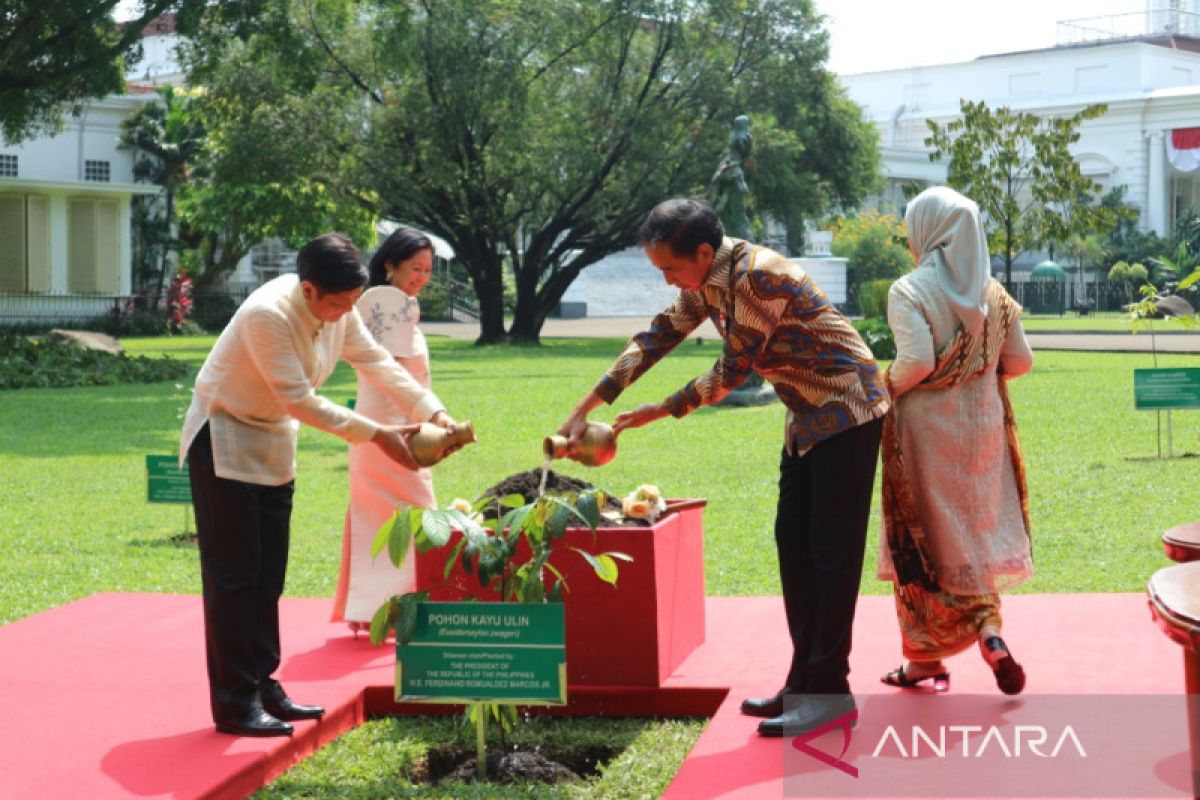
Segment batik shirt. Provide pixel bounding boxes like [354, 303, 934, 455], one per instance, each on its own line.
[594, 237, 890, 454]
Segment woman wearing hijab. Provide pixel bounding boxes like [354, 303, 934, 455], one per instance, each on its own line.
[331, 226, 438, 634]
[877, 186, 1034, 695]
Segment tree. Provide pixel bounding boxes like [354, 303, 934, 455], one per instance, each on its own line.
[1107, 261, 1149, 305]
[176, 20, 375, 289]
[0, 1, 217, 143]
[119, 85, 205, 303]
[189, 0, 879, 344]
[926, 100, 1110, 288]
[830, 210, 912, 297]
[1100, 185, 1168, 270]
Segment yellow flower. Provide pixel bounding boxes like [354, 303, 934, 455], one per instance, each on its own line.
[624, 497, 654, 520]
[636, 484, 661, 504]
[449, 498, 474, 515]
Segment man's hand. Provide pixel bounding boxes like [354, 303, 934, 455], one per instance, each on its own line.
[372, 424, 423, 470]
[428, 410, 469, 457]
[559, 389, 604, 442]
[613, 402, 669, 434]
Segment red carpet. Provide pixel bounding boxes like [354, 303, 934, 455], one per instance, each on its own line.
[0, 592, 1187, 799]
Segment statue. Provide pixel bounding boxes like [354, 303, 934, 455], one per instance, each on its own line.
[711, 114, 776, 407]
[710, 115, 753, 240]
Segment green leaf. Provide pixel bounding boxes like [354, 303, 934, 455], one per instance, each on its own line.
[603, 550, 635, 563]
[1178, 266, 1200, 291]
[394, 591, 427, 645]
[387, 507, 414, 568]
[499, 493, 526, 509]
[544, 561, 569, 594]
[571, 547, 619, 585]
[421, 509, 453, 547]
[574, 490, 601, 530]
[444, 538, 468, 581]
[371, 510, 399, 560]
[368, 597, 395, 645]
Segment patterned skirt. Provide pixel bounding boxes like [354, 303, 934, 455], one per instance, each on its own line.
[893, 583, 1001, 661]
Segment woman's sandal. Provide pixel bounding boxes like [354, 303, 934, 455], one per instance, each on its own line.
[880, 665, 950, 692]
[982, 636, 1026, 695]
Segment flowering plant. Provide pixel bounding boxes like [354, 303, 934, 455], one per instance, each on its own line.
[166, 273, 194, 332]
[621, 484, 667, 524]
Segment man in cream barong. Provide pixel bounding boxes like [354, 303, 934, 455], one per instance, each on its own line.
[180, 232, 461, 737]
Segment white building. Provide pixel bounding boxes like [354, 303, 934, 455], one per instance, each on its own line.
[0, 94, 157, 321]
[0, 13, 181, 324]
[841, 2, 1200, 284]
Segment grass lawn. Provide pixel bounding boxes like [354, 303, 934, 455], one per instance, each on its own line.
[3, 335, 1197, 796]
[1020, 313, 1143, 332]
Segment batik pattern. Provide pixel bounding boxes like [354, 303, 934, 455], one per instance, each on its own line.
[595, 238, 890, 454]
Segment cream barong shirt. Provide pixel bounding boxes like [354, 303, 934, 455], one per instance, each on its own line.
[179, 274, 444, 486]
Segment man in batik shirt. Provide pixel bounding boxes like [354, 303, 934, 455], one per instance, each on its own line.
[559, 197, 889, 736]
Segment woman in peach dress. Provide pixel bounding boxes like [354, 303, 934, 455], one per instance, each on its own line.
[332, 227, 437, 633]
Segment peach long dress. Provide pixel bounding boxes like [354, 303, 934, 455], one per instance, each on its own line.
[331, 286, 435, 624]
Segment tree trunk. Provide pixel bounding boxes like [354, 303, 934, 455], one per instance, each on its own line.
[471, 262, 507, 345]
[508, 254, 546, 345]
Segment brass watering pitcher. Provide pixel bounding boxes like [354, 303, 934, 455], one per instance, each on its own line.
[543, 422, 617, 467]
[408, 420, 476, 467]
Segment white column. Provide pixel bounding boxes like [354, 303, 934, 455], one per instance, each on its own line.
[48, 193, 69, 293]
[1148, 130, 1168, 237]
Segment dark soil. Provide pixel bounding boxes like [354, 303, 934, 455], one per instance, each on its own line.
[477, 468, 640, 527]
[413, 743, 621, 785]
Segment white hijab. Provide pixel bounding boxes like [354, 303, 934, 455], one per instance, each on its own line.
[904, 186, 991, 337]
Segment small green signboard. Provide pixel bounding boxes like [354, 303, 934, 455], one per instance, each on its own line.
[1134, 368, 1200, 410]
[146, 455, 191, 504]
[397, 602, 566, 705]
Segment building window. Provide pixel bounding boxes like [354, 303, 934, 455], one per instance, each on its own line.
[84, 160, 111, 182]
[0, 194, 50, 292]
[0, 154, 16, 177]
[68, 198, 120, 293]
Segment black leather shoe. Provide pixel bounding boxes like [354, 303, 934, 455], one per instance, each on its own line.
[215, 708, 294, 737]
[264, 696, 325, 721]
[740, 687, 792, 718]
[757, 694, 856, 738]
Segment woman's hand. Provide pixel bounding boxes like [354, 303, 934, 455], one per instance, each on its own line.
[430, 410, 456, 431]
[613, 403, 669, 434]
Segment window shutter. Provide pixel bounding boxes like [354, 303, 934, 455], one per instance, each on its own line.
[69, 199, 98, 293]
[0, 195, 26, 291]
[96, 200, 120, 293]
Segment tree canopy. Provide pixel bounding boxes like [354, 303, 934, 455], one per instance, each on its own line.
[1, 1, 194, 142]
[188, 0, 880, 343]
[925, 100, 1118, 288]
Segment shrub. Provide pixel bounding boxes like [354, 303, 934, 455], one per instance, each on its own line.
[856, 278, 895, 320]
[830, 211, 913, 309]
[0, 332, 190, 390]
[853, 317, 896, 360]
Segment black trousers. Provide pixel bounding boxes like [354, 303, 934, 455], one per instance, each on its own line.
[775, 416, 883, 695]
[187, 424, 294, 722]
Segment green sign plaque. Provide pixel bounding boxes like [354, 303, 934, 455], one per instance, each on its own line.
[397, 602, 566, 705]
[146, 455, 192, 504]
[1134, 368, 1200, 410]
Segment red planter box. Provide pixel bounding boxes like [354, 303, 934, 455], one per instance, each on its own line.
[414, 499, 707, 687]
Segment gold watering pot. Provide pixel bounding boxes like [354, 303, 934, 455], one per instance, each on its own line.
[543, 422, 617, 467]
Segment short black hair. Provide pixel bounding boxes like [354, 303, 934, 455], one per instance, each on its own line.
[368, 226, 435, 287]
[295, 232, 368, 294]
[638, 197, 724, 257]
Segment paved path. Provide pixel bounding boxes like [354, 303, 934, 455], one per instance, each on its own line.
[424, 317, 1200, 353]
